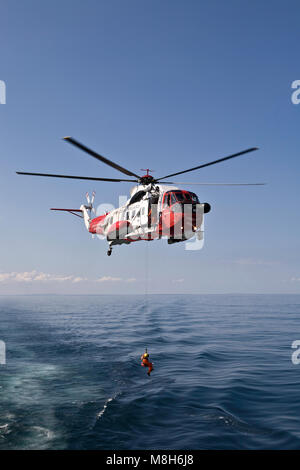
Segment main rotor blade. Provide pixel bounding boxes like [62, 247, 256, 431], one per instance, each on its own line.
[162, 182, 266, 186]
[16, 172, 138, 182]
[64, 136, 140, 178]
[157, 147, 259, 181]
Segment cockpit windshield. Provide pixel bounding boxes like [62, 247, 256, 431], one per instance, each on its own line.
[163, 191, 199, 205]
[174, 192, 185, 202]
[186, 192, 199, 203]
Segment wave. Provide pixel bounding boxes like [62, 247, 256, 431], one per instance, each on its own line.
[97, 392, 122, 421]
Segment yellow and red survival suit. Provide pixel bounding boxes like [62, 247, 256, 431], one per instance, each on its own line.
[141, 352, 153, 376]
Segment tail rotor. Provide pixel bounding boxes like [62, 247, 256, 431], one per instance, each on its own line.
[85, 191, 96, 215]
[91, 191, 96, 214]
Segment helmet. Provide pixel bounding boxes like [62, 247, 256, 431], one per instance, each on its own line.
[143, 353, 149, 358]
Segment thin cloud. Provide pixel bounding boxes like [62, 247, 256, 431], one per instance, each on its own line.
[172, 278, 184, 283]
[72, 276, 88, 283]
[233, 258, 277, 266]
[0, 271, 136, 284]
[95, 276, 122, 282]
[33, 272, 74, 282]
[95, 276, 137, 283]
[0, 272, 16, 282]
[0, 271, 87, 283]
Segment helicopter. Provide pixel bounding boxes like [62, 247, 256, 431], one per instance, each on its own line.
[16, 137, 264, 256]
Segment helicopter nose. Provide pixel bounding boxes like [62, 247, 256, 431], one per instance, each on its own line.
[203, 203, 211, 213]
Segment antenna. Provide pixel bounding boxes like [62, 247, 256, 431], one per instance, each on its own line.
[141, 169, 154, 176]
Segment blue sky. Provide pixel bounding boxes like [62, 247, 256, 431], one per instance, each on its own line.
[0, 0, 300, 294]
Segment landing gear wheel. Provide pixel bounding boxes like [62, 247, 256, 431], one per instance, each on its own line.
[107, 249, 112, 256]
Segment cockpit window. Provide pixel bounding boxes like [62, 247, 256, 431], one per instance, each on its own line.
[170, 193, 177, 204]
[163, 193, 170, 206]
[174, 192, 185, 202]
[163, 190, 199, 206]
[174, 191, 199, 203]
[188, 192, 199, 203]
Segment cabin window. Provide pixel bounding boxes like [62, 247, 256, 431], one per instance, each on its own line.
[129, 190, 146, 205]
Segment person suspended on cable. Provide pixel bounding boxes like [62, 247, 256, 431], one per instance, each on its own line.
[140, 348, 153, 376]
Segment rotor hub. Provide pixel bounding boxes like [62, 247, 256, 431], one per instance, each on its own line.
[139, 169, 155, 185]
[139, 174, 155, 185]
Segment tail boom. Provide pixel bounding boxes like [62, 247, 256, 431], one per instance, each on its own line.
[50, 208, 83, 218]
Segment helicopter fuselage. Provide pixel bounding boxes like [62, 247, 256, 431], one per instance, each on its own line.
[87, 184, 210, 248]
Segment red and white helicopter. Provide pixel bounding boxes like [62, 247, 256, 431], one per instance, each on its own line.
[17, 137, 264, 256]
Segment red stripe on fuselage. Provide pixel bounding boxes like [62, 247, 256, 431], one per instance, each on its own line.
[89, 214, 107, 234]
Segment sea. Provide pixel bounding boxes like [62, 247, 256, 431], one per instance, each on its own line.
[0, 294, 300, 450]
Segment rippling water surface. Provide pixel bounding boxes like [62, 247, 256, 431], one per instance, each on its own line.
[0, 294, 300, 449]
